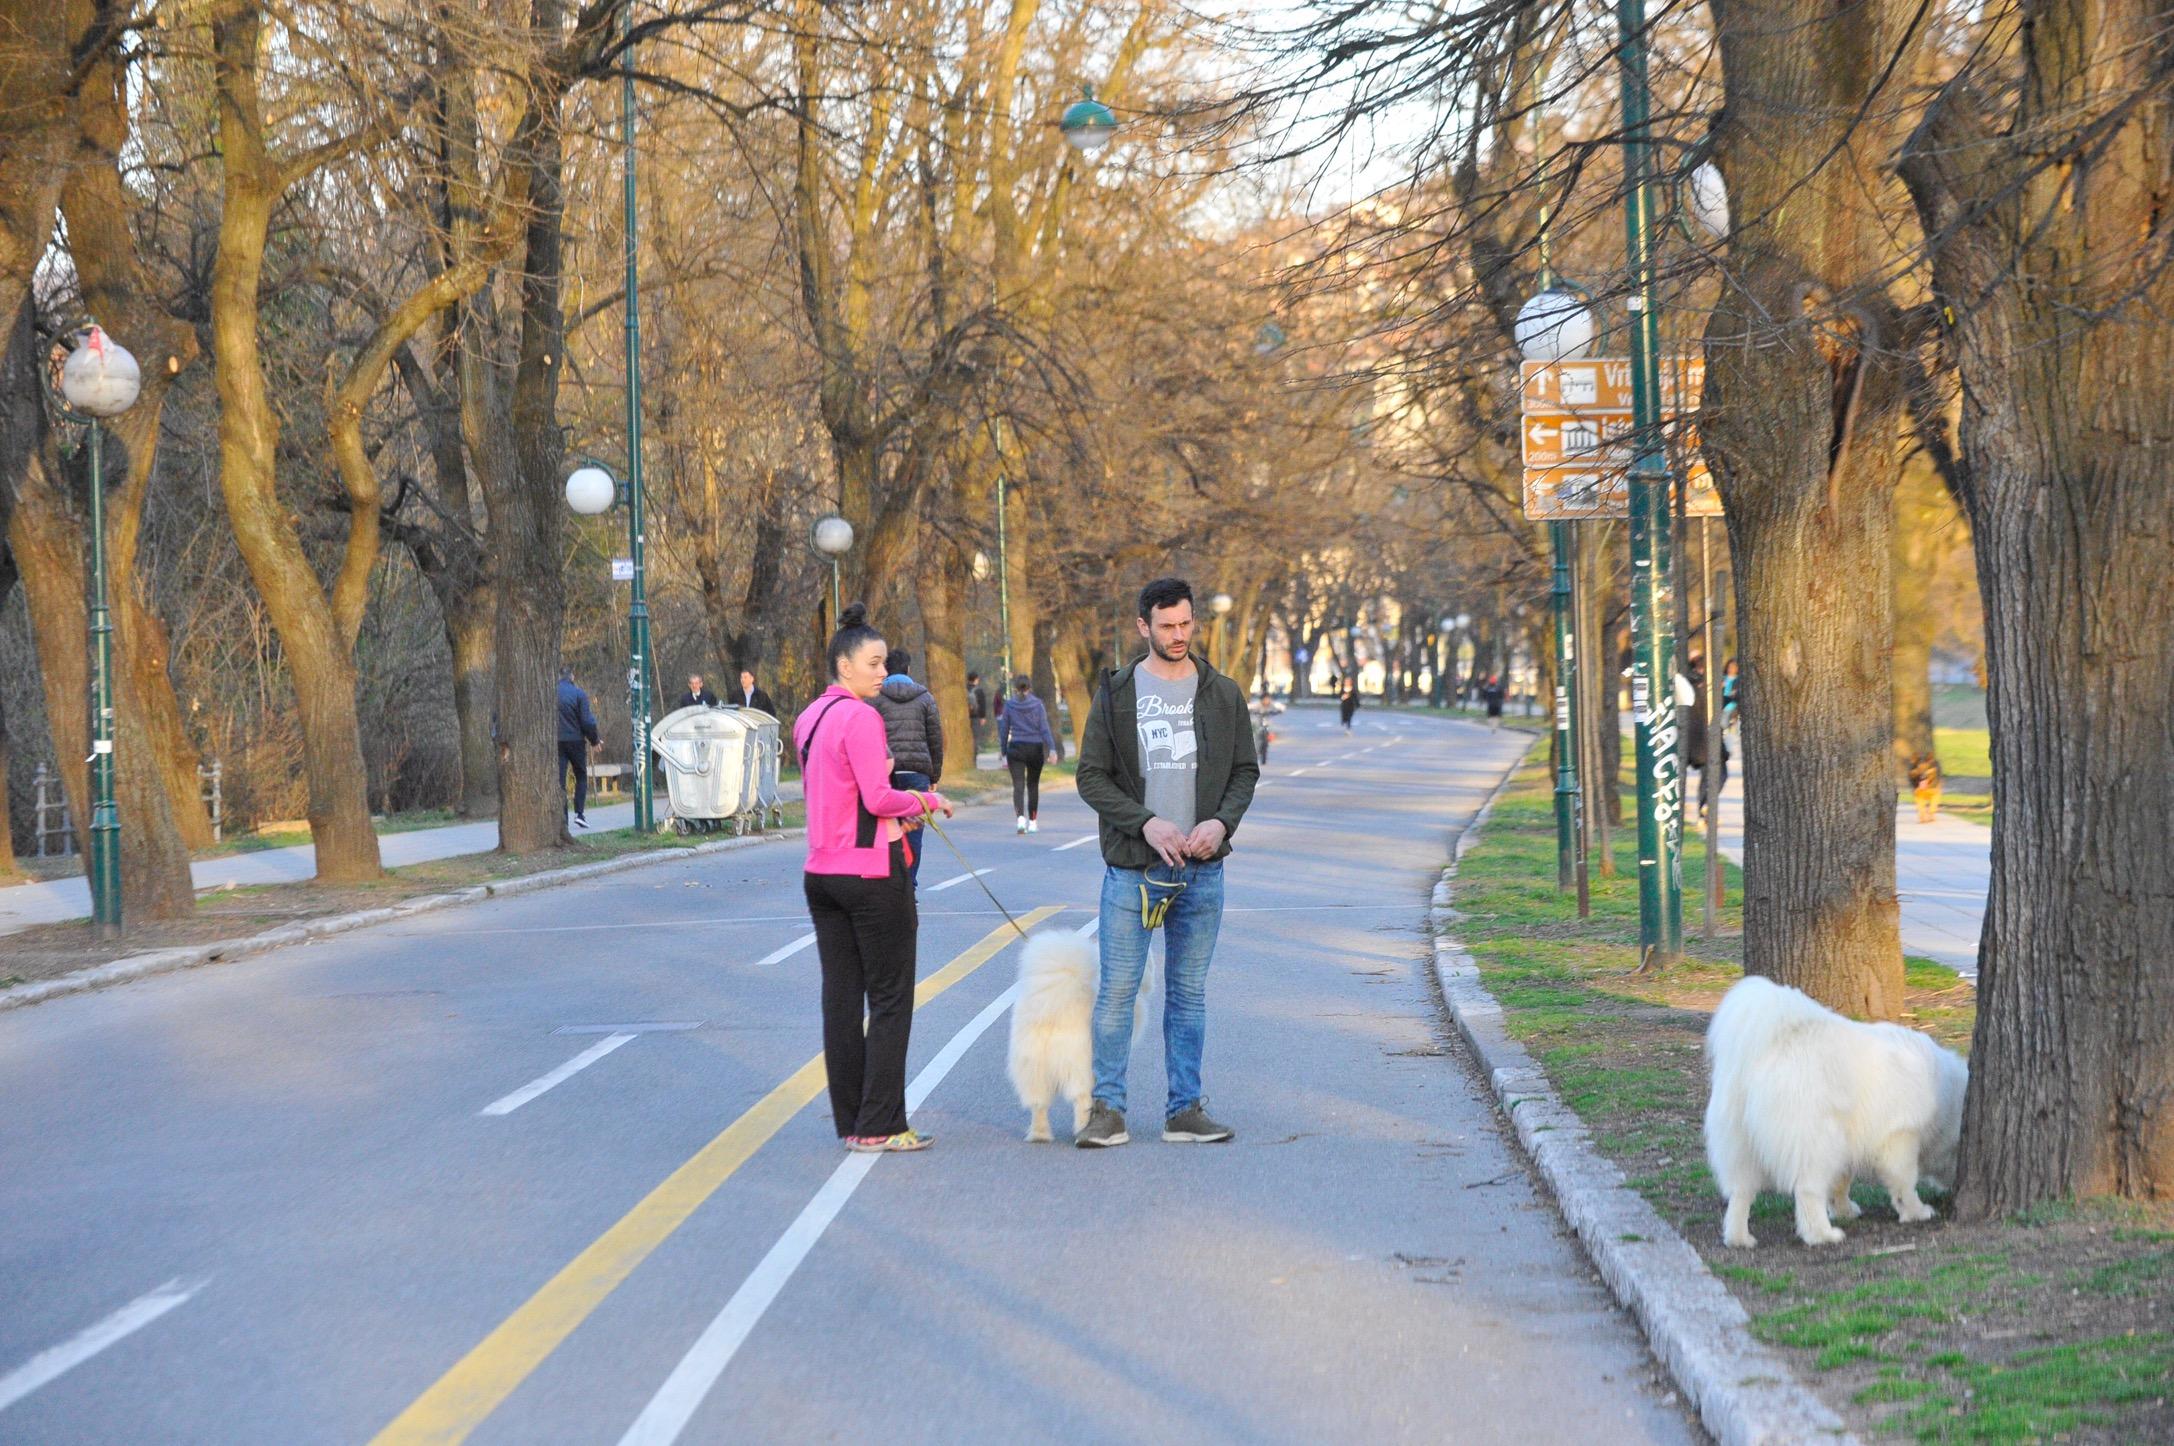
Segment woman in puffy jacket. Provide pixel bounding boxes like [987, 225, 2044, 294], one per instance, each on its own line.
[997, 674, 1057, 834]
[792, 605, 951, 1153]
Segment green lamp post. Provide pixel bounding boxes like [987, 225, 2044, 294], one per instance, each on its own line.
[60, 327, 141, 938]
[1614, 0, 1684, 962]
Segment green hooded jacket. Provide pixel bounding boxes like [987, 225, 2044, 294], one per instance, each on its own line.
[1076, 655, 1260, 869]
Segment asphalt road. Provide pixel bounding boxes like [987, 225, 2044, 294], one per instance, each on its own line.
[0, 707, 1698, 1444]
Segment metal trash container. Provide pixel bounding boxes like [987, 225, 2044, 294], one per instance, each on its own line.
[730, 708, 784, 829]
[651, 705, 756, 834]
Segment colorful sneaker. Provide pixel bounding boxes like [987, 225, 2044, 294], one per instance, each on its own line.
[847, 1130, 933, 1153]
[1163, 1102, 1234, 1143]
[1075, 1101, 1129, 1148]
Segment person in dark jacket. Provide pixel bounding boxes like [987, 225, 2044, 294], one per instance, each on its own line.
[1481, 674, 1507, 729]
[998, 674, 1057, 834]
[1337, 674, 1360, 733]
[871, 649, 945, 886]
[556, 667, 601, 827]
[966, 672, 990, 755]
[731, 669, 777, 716]
[676, 672, 722, 710]
[1072, 576, 1259, 1150]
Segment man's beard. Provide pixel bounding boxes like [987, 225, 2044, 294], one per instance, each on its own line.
[1150, 635, 1190, 663]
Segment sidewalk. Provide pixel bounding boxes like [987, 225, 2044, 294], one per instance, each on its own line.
[0, 780, 812, 938]
[1711, 772, 1989, 977]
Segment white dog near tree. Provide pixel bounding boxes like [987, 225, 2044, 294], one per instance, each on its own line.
[1703, 975, 1968, 1248]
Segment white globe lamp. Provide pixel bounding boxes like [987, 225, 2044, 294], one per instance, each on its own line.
[1688, 163, 1730, 239]
[1514, 287, 1598, 363]
[61, 329, 141, 418]
[812, 515, 855, 557]
[565, 465, 617, 516]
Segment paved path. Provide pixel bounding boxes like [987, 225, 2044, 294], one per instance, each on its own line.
[1713, 773, 1990, 977]
[0, 710, 1694, 1443]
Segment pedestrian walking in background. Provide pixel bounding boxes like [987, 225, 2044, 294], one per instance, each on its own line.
[1681, 655, 1728, 825]
[793, 604, 951, 1154]
[732, 668, 777, 716]
[1482, 674, 1507, 729]
[1074, 576, 1260, 1149]
[1720, 658, 1741, 734]
[676, 672, 721, 710]
[1338, 674, 1360, 733]
[872, 648, 945, 888]
[556, 666, 601, 828]
[967, 671, 990, 756]
[999, 674, 1056, 834]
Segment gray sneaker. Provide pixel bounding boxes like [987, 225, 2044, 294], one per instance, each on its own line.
[1162, 1102, 1234, 1143]
[1075, 1101, 1129, 1148]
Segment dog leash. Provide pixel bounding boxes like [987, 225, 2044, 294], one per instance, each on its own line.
[919, 807, 1186, 936]
[918, 812, 1035, 941]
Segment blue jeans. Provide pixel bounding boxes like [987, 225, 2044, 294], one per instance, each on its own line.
[1094, 859, 1224, 1119]
[891, 771, 931, 887]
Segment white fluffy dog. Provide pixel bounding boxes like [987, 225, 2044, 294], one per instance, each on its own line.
[1007, 929, 1157, 1143]
[1703, 975, 1968, 1248]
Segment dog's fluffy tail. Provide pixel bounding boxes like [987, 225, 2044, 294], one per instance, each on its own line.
[1707, 975, 1830, 1066]
[1018, 928, 1094, 981]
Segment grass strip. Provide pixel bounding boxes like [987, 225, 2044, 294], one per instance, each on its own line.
[1450, 762, 2172, 1443]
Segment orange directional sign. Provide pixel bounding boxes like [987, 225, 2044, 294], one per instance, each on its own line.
[1519, 356, 1718, 520]
[1520, 357, 1704, 412]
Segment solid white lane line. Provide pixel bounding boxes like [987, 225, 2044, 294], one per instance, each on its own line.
[925, 868, 992, 893]
[1054, 834, 1098, 852]
[480, 1034, 637, 1117]
[0, 1278, 206, 1414]
[618, 921, 1090, 1446]
[750, 933, 817, 968]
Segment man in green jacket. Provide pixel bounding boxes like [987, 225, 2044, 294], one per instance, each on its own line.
[1073, 576, 1260, 1148]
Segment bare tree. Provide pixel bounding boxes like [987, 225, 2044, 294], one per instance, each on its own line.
[1899, 0, 2174, 1215]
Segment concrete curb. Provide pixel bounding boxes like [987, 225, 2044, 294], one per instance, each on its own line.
[1432, 748, 1858, 1446]
[1, 829, 805, 1015]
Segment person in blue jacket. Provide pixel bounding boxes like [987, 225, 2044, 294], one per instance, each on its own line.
[557, 666, 601, 827]
[998, 674, 1058, 834]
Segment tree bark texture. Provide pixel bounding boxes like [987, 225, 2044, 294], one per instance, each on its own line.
[1702, 0, 1922, 1017]
[918, 541, 972, 784]
[485, 12, 576, 855]
[1900, 0, 2174, 1213]
[210, 8, 380, 881]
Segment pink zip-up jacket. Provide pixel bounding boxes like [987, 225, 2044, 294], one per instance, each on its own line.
[794, 686, 948, 878]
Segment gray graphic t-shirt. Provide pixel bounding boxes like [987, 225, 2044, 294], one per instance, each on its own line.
[1136, 666, 1200, 835]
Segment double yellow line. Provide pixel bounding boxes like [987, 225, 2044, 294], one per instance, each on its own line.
[374, 907, 1059, 1444]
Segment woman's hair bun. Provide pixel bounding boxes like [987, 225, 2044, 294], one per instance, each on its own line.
[838, 602, 869, 629]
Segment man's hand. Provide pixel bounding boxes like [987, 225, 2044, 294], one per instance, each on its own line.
[1143, 816, 1189, 868]
[1184, 818, 1227, 859]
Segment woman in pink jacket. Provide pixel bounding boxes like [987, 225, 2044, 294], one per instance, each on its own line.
[793, 604, 952, 1152]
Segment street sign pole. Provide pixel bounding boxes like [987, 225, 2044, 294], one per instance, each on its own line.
[621, 0, 655, 833]
[1549, 520, 1583, 904]
[1616, 0, 1682, 964]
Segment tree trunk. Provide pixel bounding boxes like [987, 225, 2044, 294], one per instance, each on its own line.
[210, 9, 380, 882]
[448, 586, 497, 817]
[0, 548, 19, 878]
[1702, 0, 1921, 1016]
[1049, 611, 1097, 760]
[486, 27, 574, 855]
[1900, 11, 2174, 1212]
[1889, 450, 1950, 779]
[919, 545, 973, 785]
[65, 36, 212, 859]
